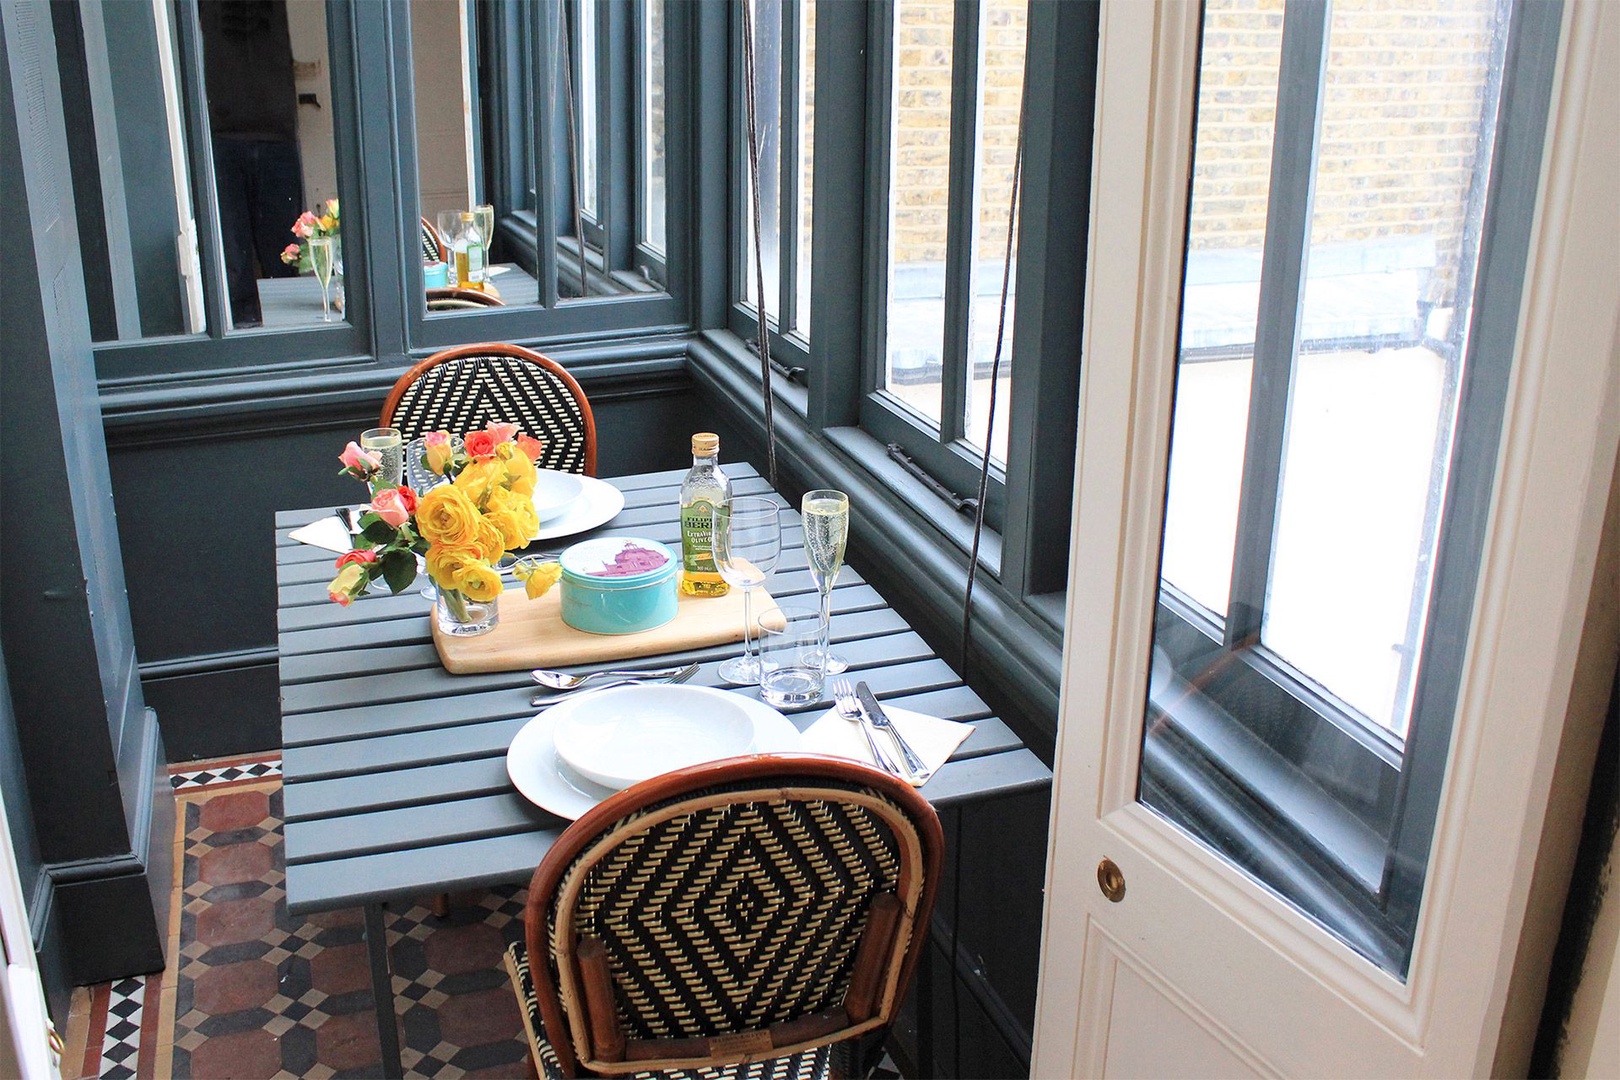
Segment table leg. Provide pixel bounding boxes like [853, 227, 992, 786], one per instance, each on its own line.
[363, 902, 404, 1079]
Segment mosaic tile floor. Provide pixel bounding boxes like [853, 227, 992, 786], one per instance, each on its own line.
[66, 755, 905, 1080]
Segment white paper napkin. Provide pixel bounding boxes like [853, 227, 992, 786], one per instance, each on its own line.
[799, 703, 973, 786]
[288, 516, 353, 554]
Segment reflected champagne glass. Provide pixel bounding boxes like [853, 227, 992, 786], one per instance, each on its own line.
[802, 489, 850, 675]
[309, 236, 335, 322]
[712, 496, 782, 685]
[474, 203, 495, 270]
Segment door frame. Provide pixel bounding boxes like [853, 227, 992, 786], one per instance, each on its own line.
[1032, 1, 1619, 1075]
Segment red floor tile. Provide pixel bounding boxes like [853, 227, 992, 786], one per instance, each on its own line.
[186, 1027, 283, 1080]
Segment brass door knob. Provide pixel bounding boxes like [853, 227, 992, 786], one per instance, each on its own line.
[1097, 858, 1126, 902]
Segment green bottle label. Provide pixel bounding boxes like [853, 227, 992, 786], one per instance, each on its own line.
[681, 498, 717, 573]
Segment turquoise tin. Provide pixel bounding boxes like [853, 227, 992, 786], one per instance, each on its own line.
[558, 537, 679, 635]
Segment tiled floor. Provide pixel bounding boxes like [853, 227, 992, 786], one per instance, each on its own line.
[65, 755, 906, 1080]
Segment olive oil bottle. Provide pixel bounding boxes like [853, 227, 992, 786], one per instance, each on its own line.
[679, 433, 731, 596]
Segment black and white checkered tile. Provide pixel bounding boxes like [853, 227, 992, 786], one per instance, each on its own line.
[94, 977, 145, 1080]
[168, 758, 282, 791]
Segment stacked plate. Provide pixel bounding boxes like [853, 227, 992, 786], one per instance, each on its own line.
[530, 468, 585, 521]
[506, 685, 802, 819]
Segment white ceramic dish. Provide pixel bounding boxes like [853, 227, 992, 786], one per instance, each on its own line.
[531, 469, 586, 521]
[532, 475, 627, 541]
[507, 687, 802, 820]
[551, 685, 755, 790]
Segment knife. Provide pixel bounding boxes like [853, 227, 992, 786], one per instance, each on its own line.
[855, 681, 930, 781]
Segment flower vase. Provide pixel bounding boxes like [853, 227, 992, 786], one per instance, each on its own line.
[436, 587, 499, 636]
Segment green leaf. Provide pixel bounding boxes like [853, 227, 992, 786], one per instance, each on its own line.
[379, 548, 419, 594]
[361, 519, 397, 545]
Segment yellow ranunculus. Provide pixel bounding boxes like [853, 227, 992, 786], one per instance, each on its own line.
[453, 459, 507, 506]
[497, 444, 538, 496]
[425, 544, 483, 592]
[453, 560, 503, 602]
[473, 517, 507, 561]
[518, 560, 562, 600]
[485, 508, 529, 550]
[416, 485, 482, 547]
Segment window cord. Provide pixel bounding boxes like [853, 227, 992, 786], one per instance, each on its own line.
[557, 9, 588, 299]
[962, 102, 1026, 677]
[740, 0, 779, 488]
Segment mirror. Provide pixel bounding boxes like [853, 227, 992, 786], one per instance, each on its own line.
[198, 0, 344, 330]
[410, 0, 667, 313]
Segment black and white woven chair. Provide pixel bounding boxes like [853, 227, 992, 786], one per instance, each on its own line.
[420, 216, 445, 263]
[380, 343, 597, 475]
[505, 755, 943, 1079]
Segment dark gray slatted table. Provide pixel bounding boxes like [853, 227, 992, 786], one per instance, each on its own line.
[275, 464, 1051, 1078]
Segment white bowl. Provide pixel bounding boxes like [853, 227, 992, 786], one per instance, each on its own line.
[550, 685, 756, 791]
[531, 469, 586, 521]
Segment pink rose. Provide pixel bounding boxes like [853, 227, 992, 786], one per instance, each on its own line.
[326, 198, 340, 217]
[370, 487, 413, 528]
[463, 430, 498, 459]
[423, 431, 456, 474]
[327, 563, 367, 606]
[339, 441, 381, 474]
[515, 434, 545, 462]
[280, 243, 302, 265]
[483, 421, 519, 445]
[335, 549, 377, 568]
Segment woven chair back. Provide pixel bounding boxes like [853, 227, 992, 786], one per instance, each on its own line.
[420, 217, 444, 263]
[381, 344, 597, 475]
[524, 755, 943, 1077]
[426, 287, 504, 309]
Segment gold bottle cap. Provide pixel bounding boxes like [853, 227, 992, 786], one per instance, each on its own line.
[692, 433, 719, 455]
[461, 211, 475, 222]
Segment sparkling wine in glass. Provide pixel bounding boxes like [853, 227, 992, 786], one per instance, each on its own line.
[361, 427, 404, 489]
[474, 203, 496, 270]
[309, 236, 335, 322]
[802, 489, 850, 675]
[712, 496, 782, 685]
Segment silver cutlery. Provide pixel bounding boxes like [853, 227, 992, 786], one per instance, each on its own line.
[529, 662, 698, 706]
[855, 680, 930, 781]
[831, 678, 900, 776]
[531, 662, 695, 690]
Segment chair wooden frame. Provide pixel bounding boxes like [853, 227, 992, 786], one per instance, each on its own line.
[516, 754, 944, 1078]
[426, 287, 504, 308]
[380, 343, 597, 475]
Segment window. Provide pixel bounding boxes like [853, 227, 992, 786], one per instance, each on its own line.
[1143, 0, 1559, 976]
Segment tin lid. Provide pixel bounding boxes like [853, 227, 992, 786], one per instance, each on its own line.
[559, 537, 676, 589]
[691, 433, 719, 456]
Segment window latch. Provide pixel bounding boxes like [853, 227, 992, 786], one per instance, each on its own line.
[742, 339, 808, 386]
[885, 444, 979, 516]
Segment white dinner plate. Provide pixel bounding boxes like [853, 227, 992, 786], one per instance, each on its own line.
[531, 469, 586, 521]
[506, 687, 802, 820]
[552, 685, 756, 790]
[532, 475, 626, 541]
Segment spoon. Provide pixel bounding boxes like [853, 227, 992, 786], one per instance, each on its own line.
[530, 661, 697, 692]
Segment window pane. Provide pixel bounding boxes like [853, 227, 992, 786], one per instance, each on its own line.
[742, 0, 783, 327]
[641, 0, 667, 256]
[792, 0, 815, 336]
[882, 0, 955, 430]
[1262, 0, 1504, 734]
[577, 0, 598, 220]
[1160, 0, 1283, 616]
[962, 0, 1027, 464]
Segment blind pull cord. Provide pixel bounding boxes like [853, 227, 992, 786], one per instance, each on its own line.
[740, 0, 779, 488]
[962, 102, 1026, 677]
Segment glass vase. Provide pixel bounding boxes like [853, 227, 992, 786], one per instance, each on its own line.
[436, 587, 499, 636]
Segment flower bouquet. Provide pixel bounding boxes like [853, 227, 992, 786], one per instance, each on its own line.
[280, 199, 341, 273]
[327, 422, 563, 635]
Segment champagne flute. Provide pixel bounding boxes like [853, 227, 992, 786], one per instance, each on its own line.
[712, 496, 782, 685]
[474, 203, 496, 269]
[802, 489, 850, 674]
[309, 236, 335, 322]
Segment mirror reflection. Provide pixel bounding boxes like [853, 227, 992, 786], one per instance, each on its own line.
[199, 0, 344, 330]
[411, 0, 667, 312]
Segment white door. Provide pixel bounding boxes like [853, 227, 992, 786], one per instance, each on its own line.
[1033, 2, 1618, 1078]
[0, 787, 61, 1080]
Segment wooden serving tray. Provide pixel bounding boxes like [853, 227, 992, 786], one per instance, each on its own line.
[431, 585, 780, 674]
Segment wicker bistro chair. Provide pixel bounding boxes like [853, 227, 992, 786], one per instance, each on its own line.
[421, 216, 445, 263]
[426, 287, 505, 310]
[381, 343, 597, 475]
[504, 755, 944, 1079]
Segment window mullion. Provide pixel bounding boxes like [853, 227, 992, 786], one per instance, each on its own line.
[169, 0, 228, 339]
[936, 0, 982, 447]
[600, 0, 633, 271]
[778, 0, 800, 334]
[534, 1, 560, 307]
[1223, 0, 1330, 648]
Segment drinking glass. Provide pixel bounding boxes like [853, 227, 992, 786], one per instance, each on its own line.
[801, 489, 850, 674]
[712, 496, 782, 685]
[361, 427, 404, 489]
[435, 210, 462, 282]
[309, 236, 335, 322]
[474, 203, 496, 267]
[758, 606, 824, 707]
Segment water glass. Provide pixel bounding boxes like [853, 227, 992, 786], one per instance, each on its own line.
[712, 496, 782, 685]
[758, 606, 824, 708]
[361, 427, 404, 488]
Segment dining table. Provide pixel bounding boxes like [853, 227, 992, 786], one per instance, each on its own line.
[256, 262, 541, 327]
[275, 462, 1053, 1078]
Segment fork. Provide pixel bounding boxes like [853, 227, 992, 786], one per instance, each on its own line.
[831, 679, 901, 776]
[529, 663, 698, 706]
[531, 662, 696, 690]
